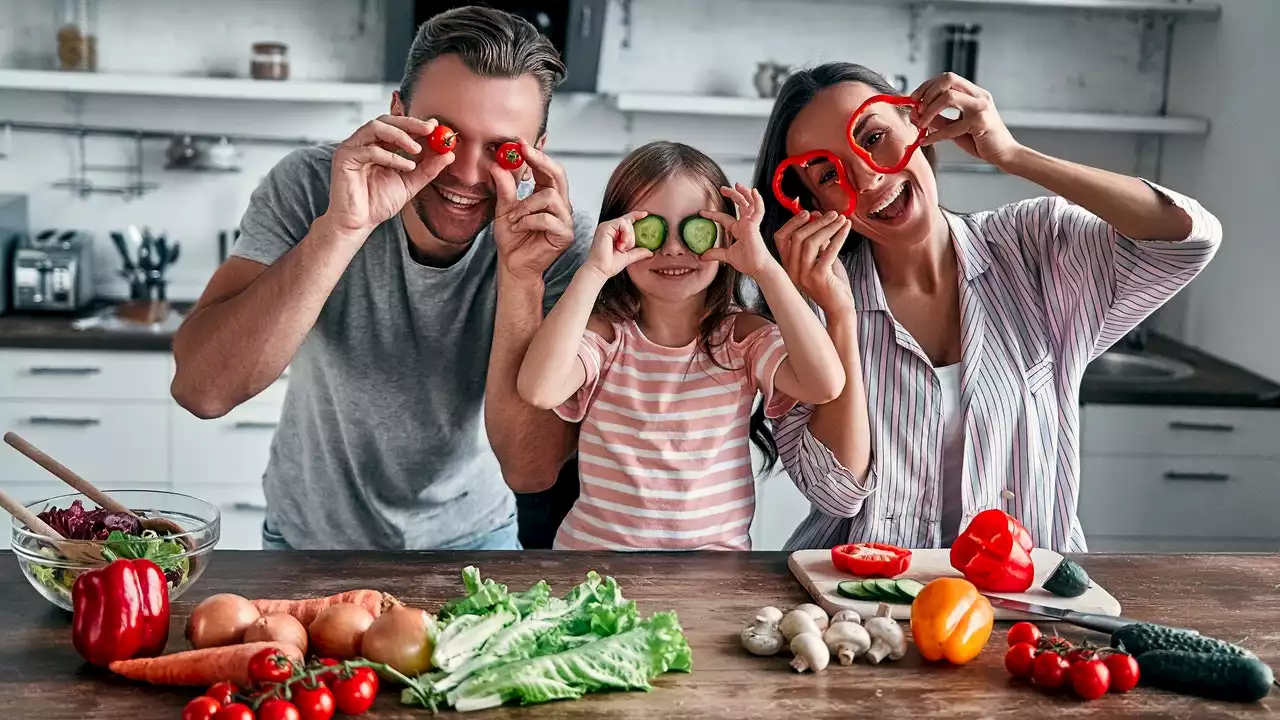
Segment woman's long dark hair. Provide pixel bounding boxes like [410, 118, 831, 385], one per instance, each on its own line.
[597, 141, 778, 473]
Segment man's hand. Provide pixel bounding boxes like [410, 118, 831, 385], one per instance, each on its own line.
[325, 116, 457, 240]
[491, 141, 576, 281]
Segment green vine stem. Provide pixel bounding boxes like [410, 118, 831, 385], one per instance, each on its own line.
[240, 657, 430, 711]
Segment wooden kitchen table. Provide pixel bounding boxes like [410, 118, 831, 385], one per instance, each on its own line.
[0, 551, 1276, 719]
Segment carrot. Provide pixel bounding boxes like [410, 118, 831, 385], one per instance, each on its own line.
[107, 641, 303, 687]
[250, 589, 402, 627]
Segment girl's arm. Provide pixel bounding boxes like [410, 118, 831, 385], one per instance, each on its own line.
[753, 263, 845, 405]
[517, 210, 653, 409]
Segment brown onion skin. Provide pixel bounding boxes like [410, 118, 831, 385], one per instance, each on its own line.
[360, 607, 435, 678]
[243, 613, 309, 655]
[308, 604, 375, 660]
[186, 593, 262, 649]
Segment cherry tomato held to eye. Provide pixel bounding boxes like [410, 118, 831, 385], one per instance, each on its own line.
[427, 124, 458, 154]
[1007, 622, 1041, 647]
[182, 696, 222, 720]
[495, 141, 524, 170]
[331, 666, 380, 715]
[1004, 642, 1038, 679]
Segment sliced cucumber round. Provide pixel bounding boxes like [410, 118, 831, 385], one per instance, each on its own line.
[679, 216, 718, 255]
[894, 579, 925, 600]
[837, 580, 876, 600]
[632, 215, 667, 251]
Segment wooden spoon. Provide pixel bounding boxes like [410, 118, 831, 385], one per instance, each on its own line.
[2, 432, 190, 544]
[0, 485, 108, 564]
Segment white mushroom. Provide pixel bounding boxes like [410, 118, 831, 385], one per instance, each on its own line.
[789, 631, 830, 673]
[824, 621, 872, 666]
[740, 613, 785, 656]
[831, 609, 862, 625]
[794, 603, 830, 632]
[755, 606, 784, 625]
[779, 609, 821, 643]
[863, 603, 907, 664]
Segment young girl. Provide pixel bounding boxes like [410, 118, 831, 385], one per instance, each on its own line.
[517, 141, 855, 551]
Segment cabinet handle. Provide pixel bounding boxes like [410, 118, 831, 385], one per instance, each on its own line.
[1163, 471, 1230, 482]
[28, 416, 100, 427]
[232, 421, 278, 430]
[1168, 421, 1235, 433]
[229, 502, 268, 512]
[28, 366, 101, 376]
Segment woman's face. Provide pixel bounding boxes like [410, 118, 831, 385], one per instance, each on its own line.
[625, 173, 724, 303]
[785, 81, 940, 250]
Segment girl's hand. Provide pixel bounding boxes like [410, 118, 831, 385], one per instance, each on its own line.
[775, 211, 855, 318]
[699, 184, 777, 277]
[584, 210, 654, 280]
[911, 72, 1023, 168]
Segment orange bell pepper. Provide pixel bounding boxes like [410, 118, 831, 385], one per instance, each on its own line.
[909, 577, 994, 665]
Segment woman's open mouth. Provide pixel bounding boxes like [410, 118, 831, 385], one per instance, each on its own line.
[866, 181, 912, 225]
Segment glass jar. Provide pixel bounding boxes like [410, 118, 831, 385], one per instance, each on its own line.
[56, 0, 98, 72]
[250, 42, 289, 81]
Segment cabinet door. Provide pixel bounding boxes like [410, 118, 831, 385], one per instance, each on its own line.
[1082, 405, 1280, 459]
[183, 484, 267, 551]
[0, 349, 171, 401]
[0, 401, 169, 484]
[170, 402, 281, 487]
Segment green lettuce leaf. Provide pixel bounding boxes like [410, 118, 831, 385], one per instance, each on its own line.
[440, 566, 510, 620]
[510, 580, 552, 618]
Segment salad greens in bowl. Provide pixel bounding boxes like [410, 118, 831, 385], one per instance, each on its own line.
[10, 489, 220, 611]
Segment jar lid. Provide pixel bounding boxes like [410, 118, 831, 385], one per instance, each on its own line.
[252, 42, 288, 53]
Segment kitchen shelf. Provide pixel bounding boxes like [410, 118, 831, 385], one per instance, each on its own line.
[894, 0, 1220, 17]
[0, 69, 392, 104]
[611, 93, 1210, 135]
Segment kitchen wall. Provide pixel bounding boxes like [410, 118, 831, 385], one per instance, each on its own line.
[0, 0, 1178, 307]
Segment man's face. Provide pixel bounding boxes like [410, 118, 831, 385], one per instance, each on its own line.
[393, 54, 547, 247]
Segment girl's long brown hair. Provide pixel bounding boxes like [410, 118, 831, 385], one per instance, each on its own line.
[596, 141, 778, 472]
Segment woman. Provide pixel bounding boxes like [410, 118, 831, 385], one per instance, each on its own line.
[751, 63, 1221, 552]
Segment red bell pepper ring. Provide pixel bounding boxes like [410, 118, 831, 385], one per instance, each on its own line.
[770, 149, 857, 217]
[948, 508, 1035, 593]
[845, 94, 928, 176]
[72, 558, 170, 667]
[831, 542, 913, 578]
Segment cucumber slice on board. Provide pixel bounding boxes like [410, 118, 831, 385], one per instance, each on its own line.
[679, 216, 719, 255]
[894, 579, 925, 600]
[837, 580, 876, 600]
[633, 215, 667, 251]
[872, 578, 908, 602]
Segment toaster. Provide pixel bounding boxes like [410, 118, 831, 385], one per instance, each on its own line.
[11, 229, 97, 313]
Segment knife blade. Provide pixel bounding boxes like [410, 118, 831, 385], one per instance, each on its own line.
[983, 595, 1142, 635]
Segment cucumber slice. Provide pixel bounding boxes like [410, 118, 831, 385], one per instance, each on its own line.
[837, 580, 875, 600]
[872, 579, 910, 603]
[894, 579, 925, 600]
[679, 216, 719, 255]
[633, 215, 667, 251]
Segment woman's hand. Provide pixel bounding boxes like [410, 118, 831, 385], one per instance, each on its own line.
[584, 210, 654, 280]
[775, 210, 855, 318]
[699, 184, 778, 278]
[911, 72, 1023, 168]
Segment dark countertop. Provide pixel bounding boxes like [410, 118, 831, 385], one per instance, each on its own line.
[1, 550, 1277, 718]
[3, 303, 1279, 408]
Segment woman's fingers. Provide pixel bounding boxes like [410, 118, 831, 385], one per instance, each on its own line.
[916, 89, 984, 137]
[791, 211, 843, 245]
[817, 219, 852, 270]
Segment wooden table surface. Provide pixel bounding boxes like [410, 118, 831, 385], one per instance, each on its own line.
[1, 550, 1277, 719]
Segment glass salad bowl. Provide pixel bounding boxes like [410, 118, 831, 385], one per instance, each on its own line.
[10, 489, 220, 611]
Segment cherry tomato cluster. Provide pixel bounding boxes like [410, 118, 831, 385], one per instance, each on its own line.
[425, 124, 525, 171]
[1003, 622, 1140, 701]
[180, 649, 380, 720]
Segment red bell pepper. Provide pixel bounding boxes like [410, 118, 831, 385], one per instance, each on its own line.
[831, 542, 912, 578]
[949, 509, 1035, 593]
[71, 558, 170, 667]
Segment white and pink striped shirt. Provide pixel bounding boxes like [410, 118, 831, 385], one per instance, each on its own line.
[553, 315, 796, 550]
[776, 180, 1222, 553]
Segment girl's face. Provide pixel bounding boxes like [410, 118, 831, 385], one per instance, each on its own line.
[785, 82, 940, 251]
[625, 173, 724, 303]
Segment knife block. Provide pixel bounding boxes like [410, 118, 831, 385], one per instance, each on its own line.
[117, 300, 169, 325]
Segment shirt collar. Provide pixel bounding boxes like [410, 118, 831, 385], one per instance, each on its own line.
[848, 209, 993, 312]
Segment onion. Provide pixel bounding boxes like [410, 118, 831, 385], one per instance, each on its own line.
[186, 593, 261, 649]
[360, 606, 436, 678]
[243, 613, 309, 655]
[309, 603, 374, 660]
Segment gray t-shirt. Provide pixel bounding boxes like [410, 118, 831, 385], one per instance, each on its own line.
[232, 143, 592, 549]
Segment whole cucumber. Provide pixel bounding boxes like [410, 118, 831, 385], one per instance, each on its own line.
[1138, 650, 1275, 703]
[1112, 623, 1252, 658]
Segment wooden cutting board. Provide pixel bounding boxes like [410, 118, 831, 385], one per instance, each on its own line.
[788, 548, 1122, 621]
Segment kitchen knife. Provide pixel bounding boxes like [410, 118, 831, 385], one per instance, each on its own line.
[983, 595, 1144, 635]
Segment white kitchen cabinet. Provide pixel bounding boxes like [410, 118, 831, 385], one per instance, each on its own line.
[1082, 405, 1280, 459]
[0, 400, 170, 484]
[0, 349, 171, 400]
[186, 484, 268, 551]
[170, 402, 279, 487]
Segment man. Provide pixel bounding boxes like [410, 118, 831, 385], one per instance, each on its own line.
[170, 6, 589, 550]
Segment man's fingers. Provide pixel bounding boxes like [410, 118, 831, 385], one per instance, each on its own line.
[344, 145, 417, 173]
[377, 115, 438, 138]
[518, 140, 570, 202]
[513, 212, 568, 237]
[490, 163, 519, 215]
[404, 149, 455, 190]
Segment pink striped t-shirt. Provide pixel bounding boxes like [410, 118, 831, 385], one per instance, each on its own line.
[553, 314, 797, 551]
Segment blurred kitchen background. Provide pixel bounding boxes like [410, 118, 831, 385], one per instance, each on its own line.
[1, 0, 1276, 552]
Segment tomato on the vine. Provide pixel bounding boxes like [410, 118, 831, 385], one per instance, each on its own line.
[495, 141, 524, 170]
[331, 666, 379, 715]
[1007, 621, 1041, 647]
[1070, 658, 1111, 699]
[1004, 642, 1038, 679]
[1032, 651, 1071, 689]
[1104, 652, 1140, 693]
[182, 696, 222, 720]
[313, 658, 341, 688]
[204, 681, 239, 707]
[258, 698, 302, 720]
[1066, 647, 1094, 665]
[248, 648, 296, 686]
[427, 124, 458, 154]
[292, 682, 336, 720]
[213, 704, 255, 720]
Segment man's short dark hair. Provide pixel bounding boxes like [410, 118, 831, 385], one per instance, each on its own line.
[399, 6, 567, 135]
